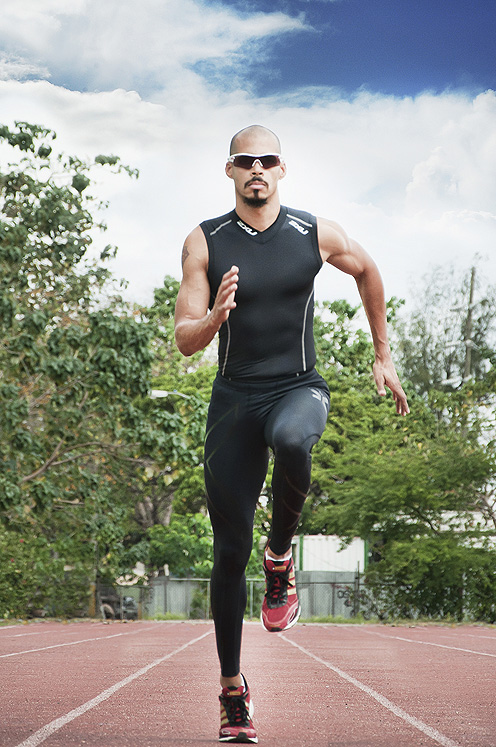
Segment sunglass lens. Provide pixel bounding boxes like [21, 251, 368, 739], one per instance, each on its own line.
[233, 155, 255, 168]
[232, 155, 281, 169]
[259, 155, 280, 168]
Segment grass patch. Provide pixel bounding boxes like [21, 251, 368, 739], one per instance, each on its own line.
[148, 612, 187, 621]
[299, 615, 379, 625]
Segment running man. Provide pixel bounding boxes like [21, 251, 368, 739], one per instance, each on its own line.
[175, 125, 409, 743]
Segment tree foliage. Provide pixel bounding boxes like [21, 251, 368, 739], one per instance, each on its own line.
[0, 123, 178, 613]
[394, 264, 496, 395]
[363, 536, 496, 622]
[0, 526, 90, 618]
[0, 122, 147, 507]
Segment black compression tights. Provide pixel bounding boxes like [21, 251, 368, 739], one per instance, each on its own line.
[204, 370, 329, 676]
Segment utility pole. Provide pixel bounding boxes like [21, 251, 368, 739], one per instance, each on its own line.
[463, 266, 476, 382]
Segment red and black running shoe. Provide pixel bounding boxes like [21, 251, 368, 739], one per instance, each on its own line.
[261, 554, 300, 632]
[219, 676, 258, 743]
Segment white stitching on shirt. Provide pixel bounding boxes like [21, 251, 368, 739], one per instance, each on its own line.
[301, 289, 314, 371]
[221, 318, 231, 376]
[287, 213, 313, 228]
[210, 220, 232, 236]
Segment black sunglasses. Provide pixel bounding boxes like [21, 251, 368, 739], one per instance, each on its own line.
[227, 153, 284, 169]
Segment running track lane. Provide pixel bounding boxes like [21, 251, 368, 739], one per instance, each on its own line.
[1, 621, 495, 746]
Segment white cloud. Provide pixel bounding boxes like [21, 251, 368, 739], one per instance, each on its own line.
[0, 1, 85, 48]
[406, 91, 496, 216]
[0, 1, 494, 312]
[0, 0, 306, 93]
[0, 53, 50, 81]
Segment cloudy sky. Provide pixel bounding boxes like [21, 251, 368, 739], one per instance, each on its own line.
[1, 0, 495, 310]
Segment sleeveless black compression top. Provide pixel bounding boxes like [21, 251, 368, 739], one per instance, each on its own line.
[201, 206, 323, 380]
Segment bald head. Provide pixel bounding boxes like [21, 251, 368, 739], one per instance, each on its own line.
[229, 125, 281, 155]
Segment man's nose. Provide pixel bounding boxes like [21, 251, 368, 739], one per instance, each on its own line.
[251, 159, 264, 170]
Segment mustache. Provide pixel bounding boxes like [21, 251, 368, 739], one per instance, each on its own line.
[245, 177, 268, 188]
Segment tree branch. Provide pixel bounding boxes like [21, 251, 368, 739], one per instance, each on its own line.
[20, 440, 136, 482]
[21, 439, 65, 483]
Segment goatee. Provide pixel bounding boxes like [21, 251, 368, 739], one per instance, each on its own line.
[242, 194, 268, 208]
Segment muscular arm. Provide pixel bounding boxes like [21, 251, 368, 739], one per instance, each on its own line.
[174, 226, 239, 356]
[317, 217, 409, 416]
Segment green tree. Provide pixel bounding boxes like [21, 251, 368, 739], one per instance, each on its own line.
[313, 299, 374, 375]
[145, 511, 264, 580]
[0, 122, 176, 612]
[128, 279, 215, 527]
[0, 527, 90, 618]
[146, 514, 213, 578]
[394, 264, 496, 395]
[363, 536, 496, 622]
[0, 121, 146, 505]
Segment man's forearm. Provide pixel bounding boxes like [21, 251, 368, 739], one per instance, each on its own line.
[356, 265, 410, 415]
[356, 267, 391, 360]
[175, 313, 221, 357]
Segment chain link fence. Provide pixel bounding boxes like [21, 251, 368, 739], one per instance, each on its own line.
[137, 571, 363, 621]
[99, 571, 496, 623]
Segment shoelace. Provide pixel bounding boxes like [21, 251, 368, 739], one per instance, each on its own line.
[221, 693, 250, 726]
[265, 564, 293, 604]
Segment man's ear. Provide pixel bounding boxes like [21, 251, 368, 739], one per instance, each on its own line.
[225, 162, 234, 180]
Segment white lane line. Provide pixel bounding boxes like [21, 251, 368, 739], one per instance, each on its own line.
[360, 628, 496, 658]
[10, 631, 63, 638]
[0, 625, 157, 659]
[3, 623, 136, 639]
[422, 632, 496, 642]
[14, 629, 213, 747]
[280, 634, 461, 747]
[8, 627, 97, 639]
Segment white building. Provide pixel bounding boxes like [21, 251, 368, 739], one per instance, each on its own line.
[293, 534, 366, 573]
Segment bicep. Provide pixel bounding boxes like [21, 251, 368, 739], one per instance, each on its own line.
[317, 217, 375, 279]
[175, 228, 211, 325]
[328, 238, 377, 280]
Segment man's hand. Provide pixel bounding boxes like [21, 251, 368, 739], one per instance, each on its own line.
[373, 359, 410, 416]
[211, 265, 239, 326]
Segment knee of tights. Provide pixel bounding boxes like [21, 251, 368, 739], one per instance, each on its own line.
[214, 542, 252, 572]
[273, 437, 311, 470]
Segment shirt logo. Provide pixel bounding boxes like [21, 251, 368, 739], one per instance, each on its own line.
[289, 219, 309, 235]
[237, 220, 258, 236]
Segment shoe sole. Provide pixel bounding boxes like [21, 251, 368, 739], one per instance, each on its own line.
[219, 736, 258, 744]
[219, 690, 258, 743]
[261, 603, 301, 633]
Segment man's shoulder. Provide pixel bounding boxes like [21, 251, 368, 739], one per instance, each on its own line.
[282, 207, 318, 238]
[283, 206, 317, 227]
[200, 209, 236, 236]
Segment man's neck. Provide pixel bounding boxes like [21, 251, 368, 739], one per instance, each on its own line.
[234, 198, 281, 232]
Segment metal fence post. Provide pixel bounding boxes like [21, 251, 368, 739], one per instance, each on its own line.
[354, 568, 360, 617]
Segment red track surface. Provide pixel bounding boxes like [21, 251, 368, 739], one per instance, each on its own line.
[1, 620, 495, 746]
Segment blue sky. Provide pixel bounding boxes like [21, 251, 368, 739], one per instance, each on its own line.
[0, 0, 495, 309]
[197, 0, 496, 97]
